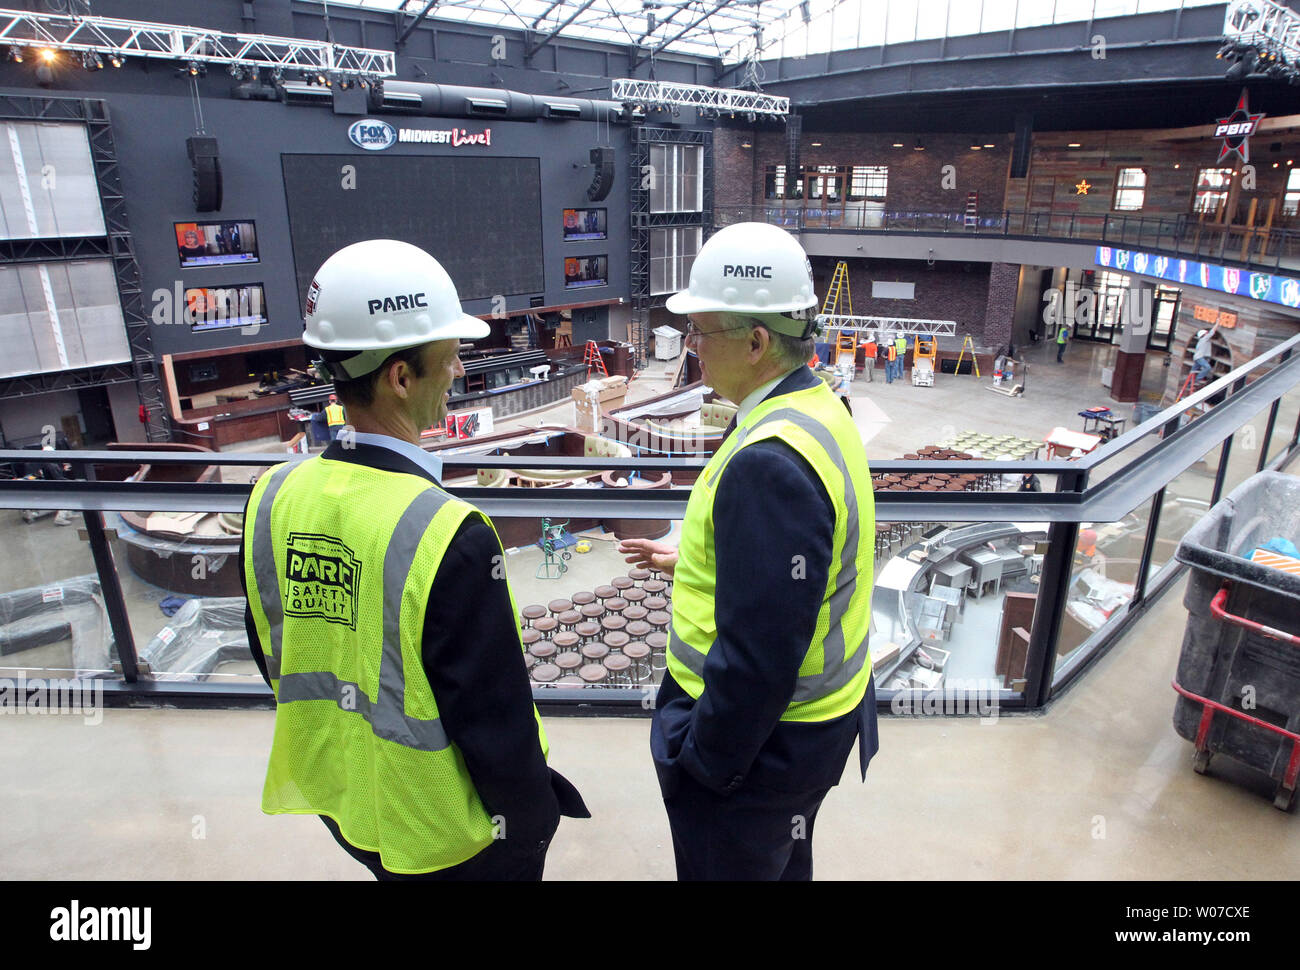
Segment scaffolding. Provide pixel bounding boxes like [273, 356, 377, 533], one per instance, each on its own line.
[611, 79, 789, 118]
[0, 6, 396, 78]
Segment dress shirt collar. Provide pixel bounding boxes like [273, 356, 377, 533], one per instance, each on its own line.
[735, 366, 804, 427]
[348, 431, 444, 483]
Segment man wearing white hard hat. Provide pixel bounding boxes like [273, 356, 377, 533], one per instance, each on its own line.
[619, 223, 878, 880]
[241, 239, 587, 880]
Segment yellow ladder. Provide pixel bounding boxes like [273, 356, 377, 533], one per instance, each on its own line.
[954, 335, 981, 378]
[820, 261, 855, 364]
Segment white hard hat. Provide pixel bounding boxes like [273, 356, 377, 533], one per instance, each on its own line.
[1196, 328, 1208, 339]
[303, 239, 488, 380]
[666, 222, 817, 337]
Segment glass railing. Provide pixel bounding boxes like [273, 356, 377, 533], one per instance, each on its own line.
[714, 204, 1300, 274]
[1, 334, 1296, 715]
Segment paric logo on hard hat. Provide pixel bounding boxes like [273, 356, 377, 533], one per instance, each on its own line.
[722, 264, 773, 279]
[347, 118, 398, 151]
[284, 533, 362, 630]
[305, 279, 321, 316]
[368, 292, 428, 314]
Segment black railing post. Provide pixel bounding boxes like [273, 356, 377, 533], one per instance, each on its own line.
[1102, 212, 1110, 239]
[82, 509, 141, 683]
[1258, 398, 1280, 473]
[1023, 467, 1086, 707]
[1132, 488, 1165, 607]
[1211, 432, 1233, 506]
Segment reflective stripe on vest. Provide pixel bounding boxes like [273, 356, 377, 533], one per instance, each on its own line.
[670, 382, 873, 722]
[248, 465, 452, 751]
[325, 404, 345, 426]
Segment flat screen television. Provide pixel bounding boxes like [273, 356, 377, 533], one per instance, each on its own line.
[186, 283, 267, 334]
[564, 255, 607, 289]
[563, 208, 607, 241]
[175, 220, 259, 268]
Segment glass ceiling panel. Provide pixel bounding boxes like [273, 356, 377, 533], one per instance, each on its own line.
[317, 0, 1228, 66]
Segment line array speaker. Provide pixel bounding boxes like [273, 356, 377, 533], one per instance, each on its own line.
[187, 136, 223, 212]
[587, 147, 614, 202]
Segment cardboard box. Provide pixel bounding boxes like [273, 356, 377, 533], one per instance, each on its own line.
[571, 376, 627, 431]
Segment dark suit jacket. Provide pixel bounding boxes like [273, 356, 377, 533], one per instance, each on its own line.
[651, 366, 879, 798]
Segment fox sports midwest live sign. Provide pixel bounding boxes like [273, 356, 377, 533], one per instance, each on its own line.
[348, 119, 398, 151]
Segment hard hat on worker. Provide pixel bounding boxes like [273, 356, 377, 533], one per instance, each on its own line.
[303, 239, 488, 380]
[666, 222, 818, 337]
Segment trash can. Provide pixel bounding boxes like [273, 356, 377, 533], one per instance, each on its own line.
[652, 326, 681, 360]
[308, 410, 329, 444]
[1172, 471, 1300, 810]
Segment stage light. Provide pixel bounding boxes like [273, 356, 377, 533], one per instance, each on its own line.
[109, 53, 123, 68]
[6, 45, 23, 63]
[40, 47, 56, 63]
[187, 60, 203, 76]
[80, 51, 103, 70]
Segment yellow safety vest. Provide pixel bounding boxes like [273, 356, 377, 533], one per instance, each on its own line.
[243, 456, 548, 874]
[324, 403, 346, 427]
[667, 380, 875, 722]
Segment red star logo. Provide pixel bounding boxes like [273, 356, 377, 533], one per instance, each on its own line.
[1215, 89, 1265, 164]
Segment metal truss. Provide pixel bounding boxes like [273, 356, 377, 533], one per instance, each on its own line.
[0, 95, 169, 440]
[0, 6, 396, 78]
[816, 315, 958, 338]
[629, 126, 712, 370]
[611, 79, 789, 118]
[1223, 0, 1300, 62]
[0, 363, 137, 401]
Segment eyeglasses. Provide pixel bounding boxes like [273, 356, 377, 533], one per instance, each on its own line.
[685, 321, 747, 340]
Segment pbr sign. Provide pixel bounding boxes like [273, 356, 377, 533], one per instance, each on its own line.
[1214, 89, 1264, 164]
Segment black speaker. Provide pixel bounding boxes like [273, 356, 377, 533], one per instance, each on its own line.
[186, 136, 223, 212]
[1009, 113, 1032, 180]
[587, 147, 614, 202]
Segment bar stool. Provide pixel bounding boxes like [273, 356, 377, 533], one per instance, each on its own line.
[643, 579, 667, 595]
[622, 604, 649, 623]
[527, 640, 556, 667]
[574, 620, 602, 644]
[603, 653, 632, 686]
[603, 629, 630, 654]
[557, 609, 582, 630]
[533, 615, 558, 636]
[547, 598, 573, 615]
[646, 631, 668, 672]
[521, 628, 542, 648]
[625, 619, 652, 639]
[555, 651, 582, 676]
[605, 596, 628, 614]
[594, 584, 618, 603]
[580, 663, 609, 685]
[581, 640, 610, 663]
[521, 604, 546, 627]
[570, 591, 596, 607]
[600, 613, 627, 633]
[531, 663, 559, 684]
[628, 568, 651, 585]
[611, 576, 634, 592]
[552, 630, 580, 658]
[647, 610, 671, 630]
[643, 595, 668, 612]
[624, 641, 652, 683]
[556, 675, 585, 687]
[623, 587, 648, 605]
[580, 602, 606, 620]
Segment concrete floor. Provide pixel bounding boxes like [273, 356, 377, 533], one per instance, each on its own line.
[2, 566, 1297, 881]
[2, 338, 1297, 879]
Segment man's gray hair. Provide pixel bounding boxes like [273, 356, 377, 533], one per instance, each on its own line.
[718, 312, 815, 372]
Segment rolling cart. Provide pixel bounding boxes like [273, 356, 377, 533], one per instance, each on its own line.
[1172, 472, 1300, 811]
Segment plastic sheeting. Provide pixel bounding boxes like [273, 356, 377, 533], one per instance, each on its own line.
[0, 575, 110, 677]
[138, 597, 251, 682]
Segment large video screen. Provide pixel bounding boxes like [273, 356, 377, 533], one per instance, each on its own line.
[281, 154, 544, 306]
[186, 284, 267, 334]
[563, 208, 607, 241]
[565, 255, 607, 289]
[175, 220, 259, 268]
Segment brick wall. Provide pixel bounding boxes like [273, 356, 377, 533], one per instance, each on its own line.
[1005, 130, 1298, 228]
[984, 263, 1020, 349]
[810, 255, 995, 343]
[714, 128, 1012, 215]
